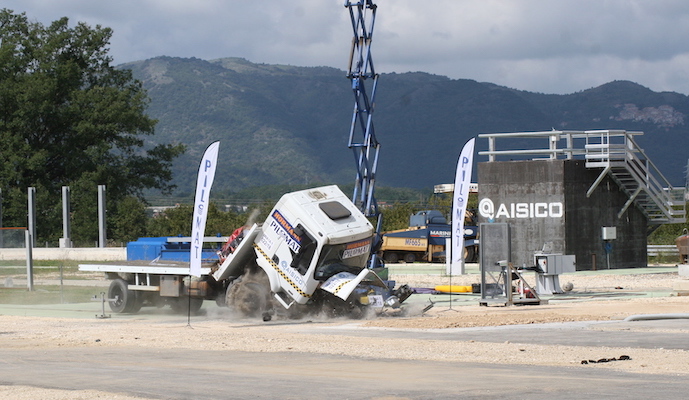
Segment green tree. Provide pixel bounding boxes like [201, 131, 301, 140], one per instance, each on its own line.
[381, 202, 418, 232]
[146, 204, 194, 238]
[110, 196, 148, 244]
[0, 10, 184, 244]
[145, 202, 264, 239]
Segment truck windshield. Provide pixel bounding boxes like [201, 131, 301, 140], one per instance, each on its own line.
[313, 238, 372, 281]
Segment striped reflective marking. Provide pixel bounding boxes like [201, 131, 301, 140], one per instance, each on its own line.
[253, 243, 311, 298]
[332, 280, 352, 295]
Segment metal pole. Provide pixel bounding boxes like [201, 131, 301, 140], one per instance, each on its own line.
[0, 188, 3, 248]
[61, 186, 71, 248]
[98, 185, 106, 248]
[25, 230, 33, 291]
[27, 187, 36, 248]
[445, 237, 452, 275]
[60, 264, 64, 303]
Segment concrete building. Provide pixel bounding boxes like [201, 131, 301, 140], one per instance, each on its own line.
[477, 130, 685, 270]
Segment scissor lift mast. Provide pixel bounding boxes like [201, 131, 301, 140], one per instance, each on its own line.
[345, 0, 380, 221]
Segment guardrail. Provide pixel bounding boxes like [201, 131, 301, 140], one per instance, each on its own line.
[647, 244, 679, 257]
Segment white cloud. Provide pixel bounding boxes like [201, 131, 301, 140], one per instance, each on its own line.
[4, 0, 689, 94]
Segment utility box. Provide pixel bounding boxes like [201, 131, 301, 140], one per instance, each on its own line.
[533, 254, 576, 294]
[602, 227, 617, 240]
[534, 254, 576, 275]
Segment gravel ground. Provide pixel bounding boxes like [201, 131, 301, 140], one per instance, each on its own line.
[1, 269, 689, 399]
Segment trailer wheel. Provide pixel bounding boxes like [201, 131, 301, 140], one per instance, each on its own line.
[128, 294, 143, 313]
[107, 279, 139, 313]
[215, 291, 227, 307]
[170, 297, 203, 314]
[404, 253, 416, 263]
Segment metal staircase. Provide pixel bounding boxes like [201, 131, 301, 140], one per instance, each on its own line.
[583, 130, 685, 224]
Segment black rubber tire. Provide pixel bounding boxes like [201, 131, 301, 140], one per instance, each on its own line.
[107, 279, 136, 313]
[170, 297, 203, 314]
[215, 290, 227, 307]
[227, 280, 270, 317]
[318, 293, 364, 319]
[404, 253, 417, 263]
[128, 293, 144, 313]
[383, 252, 399, 263]
[189, 297, 204, 313]
[464, 246, 476, 263]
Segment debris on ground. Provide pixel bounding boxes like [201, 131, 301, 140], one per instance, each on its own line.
[581, 355, 631, 364]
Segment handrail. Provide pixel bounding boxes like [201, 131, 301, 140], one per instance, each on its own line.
[478, 130, 643, 162]
[626, 134, 676, 192]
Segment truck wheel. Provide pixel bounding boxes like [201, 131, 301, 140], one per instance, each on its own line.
[170, 297, 203, 314]
[128, 294, 143, 313]
[319, 294, 364, 319]
[383, 252, 399, 263]
[215, 291, 227, 307]
[404, 253, 416, 263]
[227, 281, 269, 317]
[107, 279, 139, 313]
[464, 246, 476, 263]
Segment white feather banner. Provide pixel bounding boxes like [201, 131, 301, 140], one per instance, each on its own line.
[450, 137, 475, 275]
[190, 141, 220, 277]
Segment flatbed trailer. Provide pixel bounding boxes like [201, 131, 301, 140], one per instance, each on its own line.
[80, 261, 219, 313]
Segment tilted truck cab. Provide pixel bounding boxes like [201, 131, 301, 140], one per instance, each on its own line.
[210, 185, 409, 317]
[253, 185, 377, 307]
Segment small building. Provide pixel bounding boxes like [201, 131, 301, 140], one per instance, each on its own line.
[477, 130, 685, 270]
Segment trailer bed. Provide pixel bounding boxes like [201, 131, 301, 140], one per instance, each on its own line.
[79, 261, 213, 276]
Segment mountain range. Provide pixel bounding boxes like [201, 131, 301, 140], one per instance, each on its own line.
[122, 56, 689, 198]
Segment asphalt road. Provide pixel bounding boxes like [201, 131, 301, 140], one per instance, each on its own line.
[1, 345, 688, 400]
[310, 318, 689, 350]
[2, 271, 688, 399]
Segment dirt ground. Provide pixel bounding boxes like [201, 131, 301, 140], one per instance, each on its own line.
[1, 269, 689, 399]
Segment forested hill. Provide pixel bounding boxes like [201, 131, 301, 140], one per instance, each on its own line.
[123, 56, 689, 197]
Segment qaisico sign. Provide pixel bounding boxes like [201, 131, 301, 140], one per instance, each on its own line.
[479, 198, 563, 220]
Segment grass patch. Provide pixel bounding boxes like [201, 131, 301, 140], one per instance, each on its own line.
[0, 260, 81, 268]
[0, 285, 103, 305]
[0, 262, 88, 279]
[648, 255, 682, 265]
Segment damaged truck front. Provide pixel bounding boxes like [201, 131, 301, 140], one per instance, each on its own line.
[81, 185, 411, 319]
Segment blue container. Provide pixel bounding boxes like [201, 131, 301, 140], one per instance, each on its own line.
[127, 237, 168, 261]
[126, 237, 220, 262]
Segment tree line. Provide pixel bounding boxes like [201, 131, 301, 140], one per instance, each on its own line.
[0, 9, 183, 245]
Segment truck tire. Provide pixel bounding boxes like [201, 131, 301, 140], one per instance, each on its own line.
[227, 281, 269, 317]
[226, 269, 272, 318]
[215, 291, 227, 307]
[128, 294, 143, 313]
[170, 297, 203, 314]
[318, 292, 364, 319]
[404, 253, 416, 263]
[383, 252, 399, 263]
[464, 246, 477, 263]
[107, 278, 140, 313]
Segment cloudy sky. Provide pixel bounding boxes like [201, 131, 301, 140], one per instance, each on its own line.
[5, 0, 689, 95]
